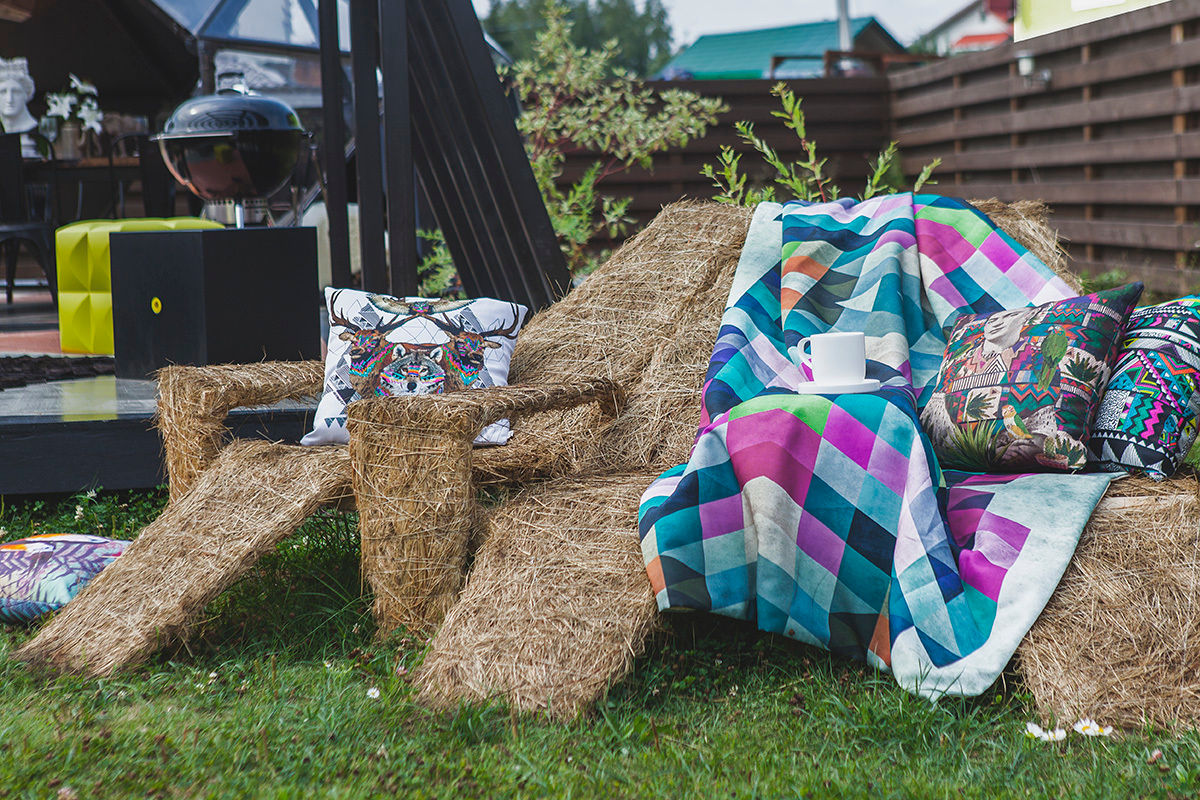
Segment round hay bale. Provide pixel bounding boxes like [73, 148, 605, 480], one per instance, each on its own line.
[1017, 472, 1200, 728]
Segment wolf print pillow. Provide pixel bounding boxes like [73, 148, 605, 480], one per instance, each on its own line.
[919, 282, 1142, 472]
[302, 287, 528, 447]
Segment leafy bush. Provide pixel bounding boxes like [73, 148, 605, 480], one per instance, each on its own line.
[506, 3, 724, 274]
[420, 2, 724, 291]
[701, 83, 941, 206]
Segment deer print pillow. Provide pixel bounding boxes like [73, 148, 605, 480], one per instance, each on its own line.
[301, 287, 528, 447]
[919, 282, 1142, 472]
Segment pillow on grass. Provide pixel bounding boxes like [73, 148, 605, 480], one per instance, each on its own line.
[1088, 296, 1200, 479]
[919, 283, 1143, 472]
[302, 287, 528, 447]
[0, 534, 128, 624]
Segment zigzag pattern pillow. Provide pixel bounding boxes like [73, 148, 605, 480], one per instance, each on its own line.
[1089, 296, 1200, 479]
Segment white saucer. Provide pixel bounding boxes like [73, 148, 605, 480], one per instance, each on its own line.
[796, 378, 881, 395]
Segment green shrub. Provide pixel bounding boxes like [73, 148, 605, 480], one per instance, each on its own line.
[701, 83, 941, 206]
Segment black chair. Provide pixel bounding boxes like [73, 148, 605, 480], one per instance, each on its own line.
[107, 133, 179, 219]
[0, 133, 57, 305]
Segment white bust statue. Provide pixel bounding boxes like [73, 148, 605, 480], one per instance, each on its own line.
[0, 57, 37, 156]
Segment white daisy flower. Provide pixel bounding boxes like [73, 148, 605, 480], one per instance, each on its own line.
[367, 686, 380, 700]
[1073, 717, 1113, 737]
[74, 505, 84, 520]
[1025, 721, 1066, 742]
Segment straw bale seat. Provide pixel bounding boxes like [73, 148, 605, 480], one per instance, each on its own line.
[1017, 471, 1200, 728]
[23, 196, 1198, 729]
[16, 201, 752, 676]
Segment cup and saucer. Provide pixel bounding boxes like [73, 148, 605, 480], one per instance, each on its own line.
[795, 331, 881, 394]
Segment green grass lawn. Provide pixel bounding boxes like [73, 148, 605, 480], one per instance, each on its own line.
[2, 489, 1199, 799]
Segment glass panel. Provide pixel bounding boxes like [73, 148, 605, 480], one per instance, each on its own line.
[202, 0, 348, 49]
[204, 0, 317, 46]
[214, 48, 325, 108]
[150, 0, 220, 31]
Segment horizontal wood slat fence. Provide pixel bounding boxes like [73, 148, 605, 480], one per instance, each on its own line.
[891, 0, 1200, 295]
[554, 78, 892, 250]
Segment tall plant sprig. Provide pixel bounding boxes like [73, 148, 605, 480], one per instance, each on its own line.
[505, 2, 725, 274]
[702, 82, 941, 207]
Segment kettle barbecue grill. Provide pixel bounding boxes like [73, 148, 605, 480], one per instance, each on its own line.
[154, 79, 309, 228]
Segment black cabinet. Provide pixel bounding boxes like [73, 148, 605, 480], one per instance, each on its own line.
[110, 227, 321, 378]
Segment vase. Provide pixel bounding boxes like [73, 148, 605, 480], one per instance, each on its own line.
[56, 121, 82, 161]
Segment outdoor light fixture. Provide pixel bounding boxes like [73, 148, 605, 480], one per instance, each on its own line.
[1016, 50, 1052, 88]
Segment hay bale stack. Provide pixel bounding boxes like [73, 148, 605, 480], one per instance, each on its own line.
[414, 475, 660, 719]
[16, 440, 352, 676]
[970, 198, 1080, 293]
[1017, 473, 1200, 728]
[350, 397, 484, 638]
[473, 201, 754, 485]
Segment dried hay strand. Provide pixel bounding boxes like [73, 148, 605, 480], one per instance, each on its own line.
[157, 361, 325, 502]
[591, 239, 742, 473]
[1016, 472, 1200, 728]
[350, 398, 481, 638]
[414, 474, 660, 719]
[969, 198, 1081, 292]
[478, 201, 755, 485]
[16, 440, 352, 677]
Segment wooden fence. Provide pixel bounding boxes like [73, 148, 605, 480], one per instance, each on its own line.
[891, 0, 1200, 295]
[555, 78, 892, 249]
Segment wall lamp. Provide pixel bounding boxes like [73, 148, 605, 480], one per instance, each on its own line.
[1016, 50, 1052, 88]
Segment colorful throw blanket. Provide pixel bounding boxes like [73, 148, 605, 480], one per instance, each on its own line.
[639, 194, 1115, 699]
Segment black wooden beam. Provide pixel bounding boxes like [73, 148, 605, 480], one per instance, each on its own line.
[379, 0, 416, 296]
[349, 0, 387, 292]
[318, 0, 351, 289]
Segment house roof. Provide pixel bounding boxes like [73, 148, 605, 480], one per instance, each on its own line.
[953, 31, 1010, 50]
[660, 17, 904, 80]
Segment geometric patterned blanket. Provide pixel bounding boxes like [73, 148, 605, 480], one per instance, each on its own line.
[638, 195, 1115, 698]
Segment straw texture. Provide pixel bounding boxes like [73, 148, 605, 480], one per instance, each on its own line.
[16, 441, 352, 676]
[403, 198, 1122, 718]
[157, 361, 325, 501]
[1017, 472, 1200, 728]
[970, 198, 1080, 292]
[349, 380, 624, 636]
[413, 474, 660, 718]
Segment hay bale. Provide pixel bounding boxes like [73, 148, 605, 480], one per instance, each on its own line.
[414, 474, 659, 719]
[16, 440, 352, 677]
[350, 397, 484, 637]
[157, 361, 326, 501]
[1017, 472, 1200, 728]
[485, 201, 755, 483]
[969, 198, 1081, 293]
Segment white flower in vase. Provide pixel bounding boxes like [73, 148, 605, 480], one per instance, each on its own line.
[68, 73, 98, 97]
[78, 99, 103, 134]
[45, 92, 76, 119]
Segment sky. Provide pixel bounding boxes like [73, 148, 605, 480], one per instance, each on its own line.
[469, 0, 957, 46]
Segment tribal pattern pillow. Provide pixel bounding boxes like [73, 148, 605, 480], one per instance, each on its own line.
[302, 288, 528, 447]
[1088, 296, 1200, 479]
[920, 283, 1143, 472]
[0, 534, 128, 624]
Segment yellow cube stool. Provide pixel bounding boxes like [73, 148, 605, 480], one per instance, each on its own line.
[57, 218, 224, 355]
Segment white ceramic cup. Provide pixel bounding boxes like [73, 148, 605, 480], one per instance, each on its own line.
[798, 331, 866, 385]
